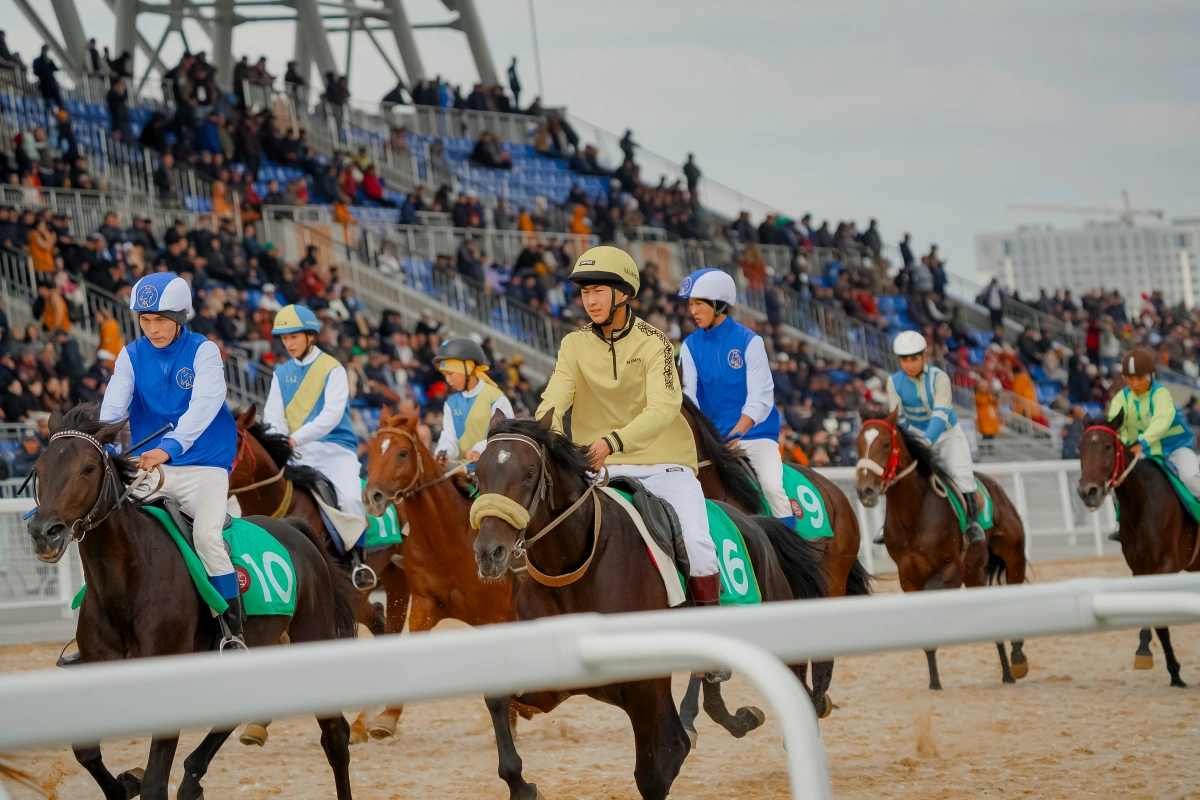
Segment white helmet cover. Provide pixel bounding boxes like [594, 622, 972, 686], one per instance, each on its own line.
[678, 268, 737, 307]
[892, 330, 928, 356]
[130, 273, 193, 315]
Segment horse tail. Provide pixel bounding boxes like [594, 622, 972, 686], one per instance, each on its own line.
[681, 395, 763, 513]
[844, 557, 873, 596]
[288, 516, 360, 640]
[758, 517, 828, 600]
[985, 546, 1008, 586]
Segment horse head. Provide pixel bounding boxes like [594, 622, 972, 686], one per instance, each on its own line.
[27, 405, 128, 563]
[471, 409, 557, 580]
[230, 403, 275, 489]
[855, 407, 902, 507]
[363, 408, 422, 516]
[1078, 408, 1125, 510]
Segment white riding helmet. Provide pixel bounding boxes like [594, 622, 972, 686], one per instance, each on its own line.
[678, 268, 737, 308]
[892, 330, 927, 357]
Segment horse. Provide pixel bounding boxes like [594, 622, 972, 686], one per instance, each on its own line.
[473, 410, 830, 800]
[228, 406, 410, 744]
[854, 409, 1029, 689]
[679, 394, 869, 728]
[1077, 410, 1199, 687]
[25, 404, 360, 800]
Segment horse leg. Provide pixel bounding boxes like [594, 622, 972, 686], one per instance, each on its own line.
[485, 694, 540, 800]
[618, 678, 690, 800]
[371, 592, 436, 739]
[178, 728, 235, 800]
[921, 564, 958, 691]
[678, 675, 701, 748]
[809, 660, 836, 719]
[137, 735, 179, 800]
[73, 744, 137, 800]
[699, 679, 765, 739]
[1135, 627, 1154, 670]
[316, 714, 354, 800]
[1155, 627, 1187, 688]
[996, 641, 1015, 684]
[1010, 640, 1029, 679]
[925, 649, 943, 691]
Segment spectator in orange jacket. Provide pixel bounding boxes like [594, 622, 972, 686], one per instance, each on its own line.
[95, 306, 124, 368]
[975, 378, 1001, 439]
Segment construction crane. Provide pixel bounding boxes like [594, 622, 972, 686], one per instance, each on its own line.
[1007, 190, 1165, 227]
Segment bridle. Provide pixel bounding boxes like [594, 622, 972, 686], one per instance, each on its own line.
[478, 432, 601, 588]
[39, 430, 164, 543]
[372, 425, 467, 505]
[1083, 425, 1141, 490]
[227, 428, 289, 516]
[855, 419, 917, 493]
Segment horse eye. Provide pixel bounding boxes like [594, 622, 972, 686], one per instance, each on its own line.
[524, 468, 537, 481]
[398, 449, 409, 458]
[82, 464, 96, 476]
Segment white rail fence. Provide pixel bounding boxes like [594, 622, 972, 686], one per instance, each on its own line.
[1, 573, 1199, 800]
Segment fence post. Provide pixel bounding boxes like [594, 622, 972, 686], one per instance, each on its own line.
[1012, 472, 1031, 560]
[1057, 469, 1077, 546]
[1089, 496, 1105, 557]
[56, 545, 76, 620]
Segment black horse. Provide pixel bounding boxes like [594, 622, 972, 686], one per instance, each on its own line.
[26, 405, 360, 800]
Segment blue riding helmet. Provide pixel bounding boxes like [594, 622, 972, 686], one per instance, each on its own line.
[272, 304, 321, 335]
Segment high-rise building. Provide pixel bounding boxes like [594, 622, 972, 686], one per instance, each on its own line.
[974, 219, 1200, 308]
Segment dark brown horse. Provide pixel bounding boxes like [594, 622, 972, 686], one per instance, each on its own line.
[680, 395, 869, 727]
[473, 411, 830, 800]
[228, 406, 409, 743]
[1077, 412, 1199, 687]
[855, 410, 1029, 689]
[26, 405, 360, 800]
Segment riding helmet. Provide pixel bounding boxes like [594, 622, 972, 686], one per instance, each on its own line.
[678, 268, 737, 309]
[272, 304, 322, 335]
[1122, 348, 1157, 378]
[892, 330, 928, 357]
[130, 273, 192, 326]
[435, 337, 489, 373]
[569, 246, 640, 298]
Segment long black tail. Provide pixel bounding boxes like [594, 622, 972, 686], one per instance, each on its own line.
[288, 516, 360, 640]
[758, 516, 828, 600]
[681, 395, 763, 513]
[845, 557, 873, 596]
[985, 547, 1008, 586]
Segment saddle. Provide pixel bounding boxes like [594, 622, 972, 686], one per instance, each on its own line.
[286, 465, 339, 509]
[607, 476, 691, 580]
[146, 496, 233, 553]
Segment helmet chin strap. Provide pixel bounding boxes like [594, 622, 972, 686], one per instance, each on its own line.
[598, 287, 628, 330]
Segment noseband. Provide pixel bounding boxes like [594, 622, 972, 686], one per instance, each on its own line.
[372, 426, 467, 505]
[855, 419, 918, 493]
[1083, 425, 1141, 490]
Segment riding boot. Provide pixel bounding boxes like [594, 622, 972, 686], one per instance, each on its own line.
[963, 492, 986, 544]
[1108, 530, 1121, 542]
[687, 573, 722, 607]
[349, 545, 377, 591]
[218, 592, 249, 654]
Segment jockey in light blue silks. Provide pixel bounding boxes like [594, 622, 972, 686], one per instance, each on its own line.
[432, 337, 513, 465]
[265, 304, 371, 589]
[886, 329, 984, 544]
[677, 268, 795, 528]
[100, 272, 246, 650]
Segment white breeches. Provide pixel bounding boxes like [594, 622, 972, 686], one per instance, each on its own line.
[1168, 447, 1200, 498]
[292, 439, 365, 518]
[606, 463, 719, 577]
[141, 465, 234, 580]
[931, 425, 976, 495]
[739, 437, 791, 519]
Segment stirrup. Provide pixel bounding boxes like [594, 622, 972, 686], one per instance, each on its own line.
[57, 639, 82, 668]
[217, 614, 249, 654]
[351, 562, 378, 591]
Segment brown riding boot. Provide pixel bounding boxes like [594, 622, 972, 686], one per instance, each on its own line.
[687, 573, 722, 607]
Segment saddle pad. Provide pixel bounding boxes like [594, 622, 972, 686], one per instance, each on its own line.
[607, 488, 761, 607]
[1147, 456, 1200, 523]
[780, 465, 835, 540]
[73, 509, 298, 617]
[601, 487, 687, 608]
[360, 479, 404, 549]
[941, 476, 995, 534]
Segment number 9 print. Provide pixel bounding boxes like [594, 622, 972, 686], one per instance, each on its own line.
[796, 485, 823, 530]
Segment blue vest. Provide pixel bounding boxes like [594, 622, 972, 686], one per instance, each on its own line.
[126, 331, 236, 470]
[274, 352, 358, 452]
[684, 317, 781, 442]
[890, 366, 958, 445]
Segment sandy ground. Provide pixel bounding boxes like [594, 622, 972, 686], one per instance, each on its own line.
[3, 557, 1200, 800]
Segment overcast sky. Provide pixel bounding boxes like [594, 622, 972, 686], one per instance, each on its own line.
[4, 0, 1198, 282]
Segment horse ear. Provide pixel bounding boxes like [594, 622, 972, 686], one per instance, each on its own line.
[96, 418, 126, 445]
[236, 404, 257, 429]
[1109, 408, 1124, 431]
[537, 409, 555, 431]
[489, 408, 506, 431]
[402, 412, 418, 432]
[48, 410, 63, 434]
[886, 406, 899, 426]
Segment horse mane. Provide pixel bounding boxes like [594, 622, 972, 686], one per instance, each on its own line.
[489, 417, 593, 479]
[244, 420, 296, 469]
[55, 403, 138, 483]
[680, 394, 764, 513]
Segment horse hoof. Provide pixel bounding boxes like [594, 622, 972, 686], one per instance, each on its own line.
[1010, 660, 1029, 680]
[117, 767, 143, 798]
[747, 706, 767, 727]
[1134, 655, 1154, 670]
[239, 724, 268, 747]
[686, 728, 698, 749]
[349, 718, 369, 744]
[929, 682, 943, 692]
[818, 697, 833, 720]
[1171, 677, 1188, 689]
[369, 716, 397, 739]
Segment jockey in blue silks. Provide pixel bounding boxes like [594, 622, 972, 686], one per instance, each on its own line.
[264, 304, 371, 589]
[100, 272, 246, 650]
[677, 268, 794, 528]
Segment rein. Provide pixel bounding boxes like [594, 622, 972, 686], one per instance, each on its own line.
[44, 430, 159, 542]
[374, 426, 467, 504]
[226, 429, 292, 517]
[855, 420, 918, 493]
[474, 432, 602, 587]
[1084, 425, 1141, 489]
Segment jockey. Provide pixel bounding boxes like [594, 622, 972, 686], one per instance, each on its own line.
[264, 304, 371, 588]
[99, 273, 246, 651]
[886, 330, 984, 544]
[1108, 348, 1200, 498]
[433, 336, 513, 465]
[537, 246, 722, 605]
[677, 268, 793, 528]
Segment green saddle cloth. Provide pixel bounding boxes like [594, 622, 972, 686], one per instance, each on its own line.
[72, 507, 298, 617]
[941, 476, 995, 534]
[1147, 456, 1200, 523]
[362, 480, 405, 549]
[754, 464, 835, 540]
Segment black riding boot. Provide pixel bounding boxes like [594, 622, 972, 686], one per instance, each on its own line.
[349, 545, 377, 591]
[963, 492, 986, 544]
[56, 639, 82, 668]
[218, 592, 249, 654]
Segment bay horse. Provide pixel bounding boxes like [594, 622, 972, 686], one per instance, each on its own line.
[679, 395, 869, 728]
[26, 404, 359, 800]
[473, 411, 830, 800]
[1077, 410, 1199, 687]
[228, 406, 410, 744]
[855, 408, 1029, 689]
